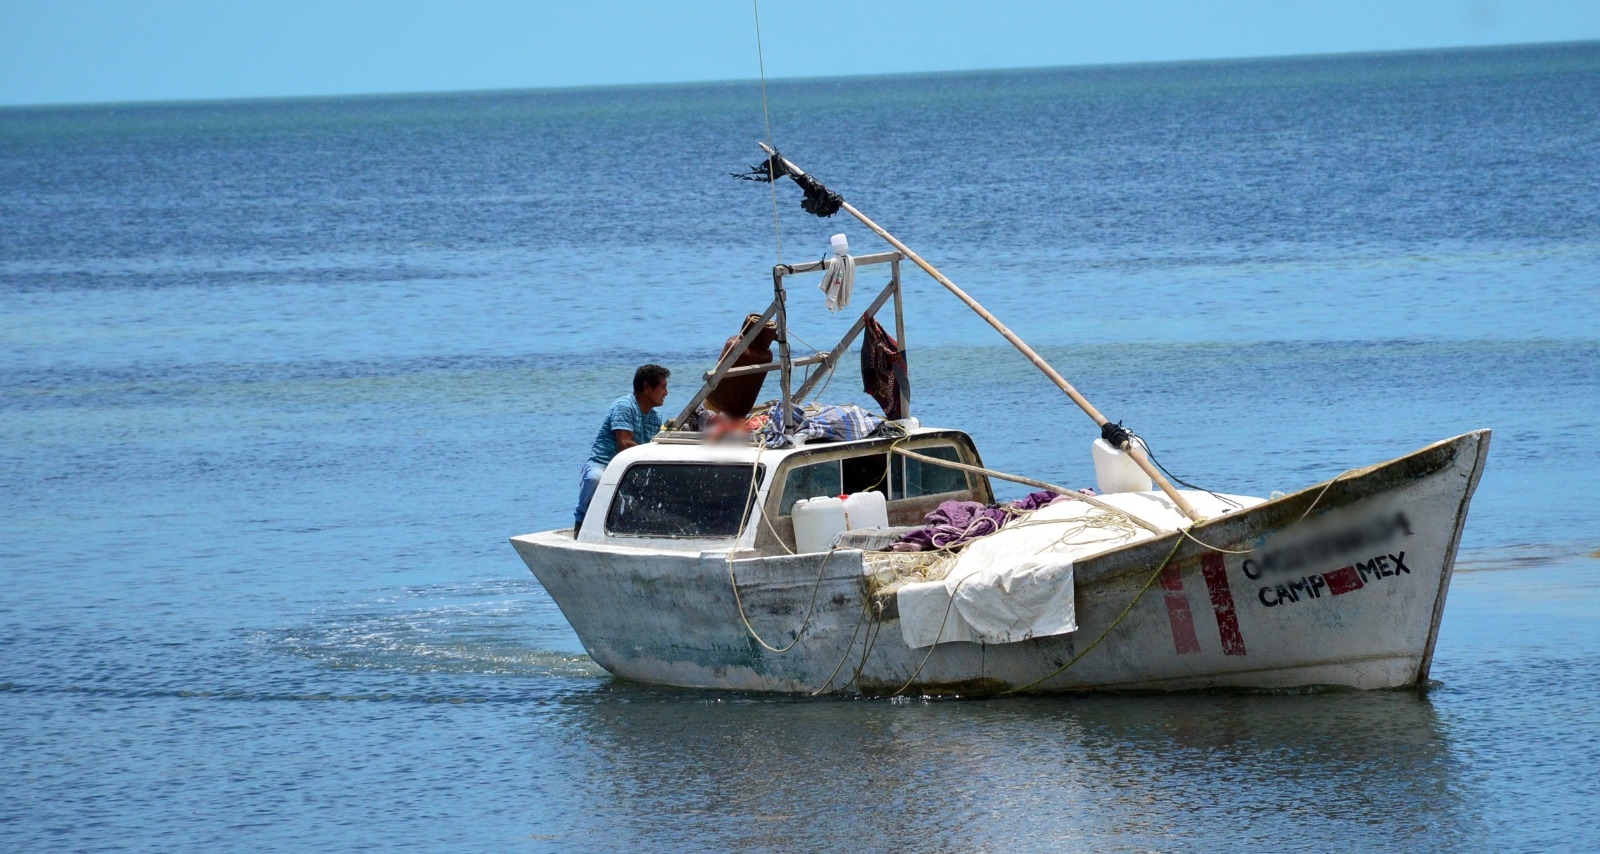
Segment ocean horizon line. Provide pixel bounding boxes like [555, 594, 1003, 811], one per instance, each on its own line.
[3, 36, 1596, 113]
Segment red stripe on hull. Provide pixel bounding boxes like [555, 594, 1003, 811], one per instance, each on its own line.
[1201, 553, 1248, 656]
[1160, 563, 1202, 655]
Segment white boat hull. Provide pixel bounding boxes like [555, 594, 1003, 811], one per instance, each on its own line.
[511, 430, 1489, 695]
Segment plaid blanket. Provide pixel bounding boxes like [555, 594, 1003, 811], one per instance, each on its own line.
[762, 403, 885, 448]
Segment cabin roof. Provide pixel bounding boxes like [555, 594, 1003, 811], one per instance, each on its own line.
[612, 426, 970, 468]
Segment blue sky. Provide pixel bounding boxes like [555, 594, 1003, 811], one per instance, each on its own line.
[2, 0, 1598, 106]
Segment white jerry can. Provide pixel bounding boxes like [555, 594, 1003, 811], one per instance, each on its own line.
[792, 496, 848, 553]
[841, 490, 889, 531]
[1092, 438, 1154, 494]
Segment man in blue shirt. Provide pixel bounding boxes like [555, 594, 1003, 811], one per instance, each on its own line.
[574, 364, 670, 532]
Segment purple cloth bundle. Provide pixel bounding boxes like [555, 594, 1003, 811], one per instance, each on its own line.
[1011, 490, 1066, 512]
[890, 490, 1069, 552]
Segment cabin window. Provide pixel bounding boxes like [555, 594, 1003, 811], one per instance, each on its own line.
[780, 453, 894, 515]
[605, 463, 764, 538]
[900, 445, 967, 497]
[780, 460, 842, 515]
[842, 453, 890, 497]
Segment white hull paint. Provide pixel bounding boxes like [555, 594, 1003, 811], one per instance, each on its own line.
[512, 430, 1489, 695]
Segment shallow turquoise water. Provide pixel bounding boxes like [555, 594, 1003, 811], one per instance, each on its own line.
[2, 42, 1599, 851]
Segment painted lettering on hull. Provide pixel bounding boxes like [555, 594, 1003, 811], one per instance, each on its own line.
[1243, 511, 1412, 579]
[1256, 551, 1411, 608]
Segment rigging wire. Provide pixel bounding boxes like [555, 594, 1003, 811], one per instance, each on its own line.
[1143, 441, 1242, 510]
[753, 0, 783, 261]
[1104, 420, 1242, 510]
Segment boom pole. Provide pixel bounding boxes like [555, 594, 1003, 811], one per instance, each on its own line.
[759, 144, 1204, 522]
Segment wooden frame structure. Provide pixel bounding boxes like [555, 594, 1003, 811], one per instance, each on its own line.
[668, 250, 909, 432]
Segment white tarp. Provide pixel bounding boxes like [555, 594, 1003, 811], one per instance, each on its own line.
[897, 556, 1080, 648]
[896, 490, 1262, 649]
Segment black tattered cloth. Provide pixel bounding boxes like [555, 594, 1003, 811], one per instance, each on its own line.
[731, 151, 843, 218]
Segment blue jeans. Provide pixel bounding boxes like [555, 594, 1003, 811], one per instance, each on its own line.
[574, 460, 607, 531]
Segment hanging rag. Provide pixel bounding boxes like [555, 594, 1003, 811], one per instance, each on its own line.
[819, 253, 854, 311]
[860, 316, 910, 420]
[731, 150, 843, 217]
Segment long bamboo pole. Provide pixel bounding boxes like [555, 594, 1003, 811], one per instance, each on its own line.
[762, 146, 1204, 522]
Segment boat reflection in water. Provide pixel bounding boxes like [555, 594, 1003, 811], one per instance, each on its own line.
[539, 683, 1479, 849]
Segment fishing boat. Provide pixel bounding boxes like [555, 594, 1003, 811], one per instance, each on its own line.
[510, 149, 1490, 696]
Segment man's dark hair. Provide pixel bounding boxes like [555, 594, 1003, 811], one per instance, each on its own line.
[633, 364, 670, 393]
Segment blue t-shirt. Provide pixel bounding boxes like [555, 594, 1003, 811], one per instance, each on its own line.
[587, 394, 662, 465]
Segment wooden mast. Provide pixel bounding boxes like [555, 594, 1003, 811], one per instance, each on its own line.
[760, 144, 1205, 522]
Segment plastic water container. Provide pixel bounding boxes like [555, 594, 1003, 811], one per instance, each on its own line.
[841, 491, 889, 531]
[792, 496, 848, 553]
[1092, 438, 1153, 494]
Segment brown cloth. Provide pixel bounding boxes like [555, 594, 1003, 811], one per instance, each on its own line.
[861, 317, 910, 420]
[704, 313, 779, 419]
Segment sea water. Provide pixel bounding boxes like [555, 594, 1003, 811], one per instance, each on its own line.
[2, 42, 1598, 851]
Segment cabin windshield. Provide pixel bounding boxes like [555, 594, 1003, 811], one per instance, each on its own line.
[605, 462, 765, 538]
[777, 442, 972, 516]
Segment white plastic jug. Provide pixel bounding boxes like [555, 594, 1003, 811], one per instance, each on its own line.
[792, 496, 848, 553]
[1092, 438, 1153, 494]
[841, 491, 888, 531]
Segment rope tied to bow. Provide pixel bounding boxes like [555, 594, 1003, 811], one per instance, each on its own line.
[1100, 419, 1135, 449]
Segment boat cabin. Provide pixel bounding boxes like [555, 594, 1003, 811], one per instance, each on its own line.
[574, 428, 995, 554]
